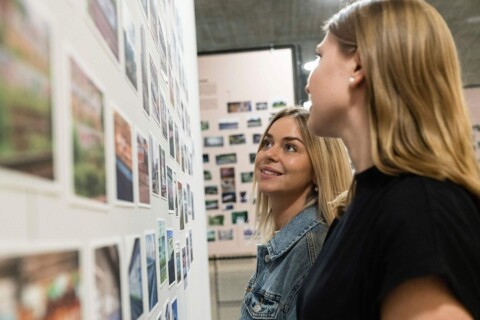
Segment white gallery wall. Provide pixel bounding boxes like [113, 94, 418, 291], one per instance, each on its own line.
[0, 0, 210, 319]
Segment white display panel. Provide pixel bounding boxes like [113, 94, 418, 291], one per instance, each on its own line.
[198, 48, 297, 257]
[466, 85, 480, 162]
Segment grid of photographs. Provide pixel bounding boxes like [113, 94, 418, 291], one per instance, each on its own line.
[199, 51, 294, 254]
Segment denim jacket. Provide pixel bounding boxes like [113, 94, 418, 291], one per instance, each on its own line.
[239, 206, 327, 320]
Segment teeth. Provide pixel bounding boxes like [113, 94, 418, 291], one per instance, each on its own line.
[262, 169, 280, 176]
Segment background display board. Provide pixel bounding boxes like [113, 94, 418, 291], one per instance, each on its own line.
[466, 85, 480, 162]
[198, 47, 297, 257]
[0, 0, 210, 319]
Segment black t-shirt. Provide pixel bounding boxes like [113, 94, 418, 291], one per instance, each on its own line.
[296, 166, 480, 319]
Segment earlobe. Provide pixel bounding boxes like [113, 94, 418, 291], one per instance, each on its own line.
[352, 53, 365, 84]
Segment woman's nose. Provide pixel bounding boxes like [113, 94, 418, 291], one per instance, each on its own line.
[305, 85, 310, 94]
[264, 146, 279, 161]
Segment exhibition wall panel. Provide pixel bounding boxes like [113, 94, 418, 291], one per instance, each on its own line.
[0, 0, 210, 319]
[198, 48, 296, 257]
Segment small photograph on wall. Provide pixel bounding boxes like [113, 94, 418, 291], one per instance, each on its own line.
[208, 214, 224, 226]
[272, 99, 287, 108]
[204, 136, 224, 147]
[181, 143, 186, 173]
[247, 116, 262, 128]
[185, 237, 191, 272]
[137, 130, 150, 205]
[149, 134, 160, 196]
[157, 219, 168, 286]
[159, 145, 167, 199]
[163, 299, 171, 320]
[241, 172, 254, 183]
[189, 229, 194, 262]
[221, 167, 236, 203]
[253, 133, 262, 144]
[70, 57, 107, 203]
[222, 192, 236, 203]
[205, 185, 218, 195]
[150, 55, 161, 125]
[175, 248, 181, 286]
[166, 229, 175, 287]
[187, 183, 193, 216]
[206, 199, 219, 210]
[145, 231, 159, 311]
[240, 191, 248, 203]
[227, 101, 252, 113]
[114, 109, 134, 203]
[183, 190, 188, 227]
[182, 246, 188, 289]
[127, 235, 144, 320]
[123, 2, 138, 90]
[0, 0, 54, 180]
[232, 210, 249, 224]
[244, 227, 254, 240]
[229, 133, 246, 145]
[140, 26, 149, 116]
[201, 120, 209, 131]
[216, 153, 237, 165]
[158, 23, 167, 77]
[93, 243, 122, 319]
[256, 102, 268, 110]
[174, 122, 180, 164]
[171, 298, 178, 320]
[148, 0, 160, 49]
[203, 153, 209, 163]
[223, 203, 234, 211]
[168, 111, 175, 159]
[218, 229, 234, 241]
[204, 169, 212, 181]
[167, 165, 175, 213]
[178, 180, 184, 230]
[88, 0, 119, 60]
[219, 119, 239, 130]
[207, 229, 216, 242]
[0, 248, 81, 319]
[249, 153, 256, 164]
[160, 91, 168, 139]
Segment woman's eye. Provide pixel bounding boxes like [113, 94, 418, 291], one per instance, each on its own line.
[284, 144, 296, 152]
[261, 140, 272, 149]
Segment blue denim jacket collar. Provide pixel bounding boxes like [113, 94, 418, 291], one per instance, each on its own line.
[266, 206, 321, 260]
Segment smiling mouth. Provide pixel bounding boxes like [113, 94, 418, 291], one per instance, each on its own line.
[261, 169, 281, 176]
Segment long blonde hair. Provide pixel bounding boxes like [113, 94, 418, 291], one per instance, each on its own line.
[253, 107, 352, 242]
[325, 0, 480, 196]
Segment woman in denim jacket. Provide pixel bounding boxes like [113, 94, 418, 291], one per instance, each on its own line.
[239, 107, 352, 319]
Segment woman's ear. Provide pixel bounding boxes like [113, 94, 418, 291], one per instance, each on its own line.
[350, 52, 365, 87]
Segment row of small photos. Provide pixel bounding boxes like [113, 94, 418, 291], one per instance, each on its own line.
[207, 226, 254, 242]
[0, 220, 193, 320]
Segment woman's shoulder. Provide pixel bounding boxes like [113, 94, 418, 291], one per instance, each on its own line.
[380, 173, 474, 208]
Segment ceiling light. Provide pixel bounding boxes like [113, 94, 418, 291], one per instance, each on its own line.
[303, 59, 318, 71]
[466, 16, 480, 24]
[303, 100, 312, 110]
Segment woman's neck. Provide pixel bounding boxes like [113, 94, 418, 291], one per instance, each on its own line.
[270, 192, 309, 230]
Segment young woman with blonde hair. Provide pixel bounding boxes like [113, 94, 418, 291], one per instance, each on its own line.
[297, 0, 480, 318]
[239, 106, 352, 319]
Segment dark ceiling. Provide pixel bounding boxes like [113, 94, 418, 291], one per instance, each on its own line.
[194, 0, 480, 103]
